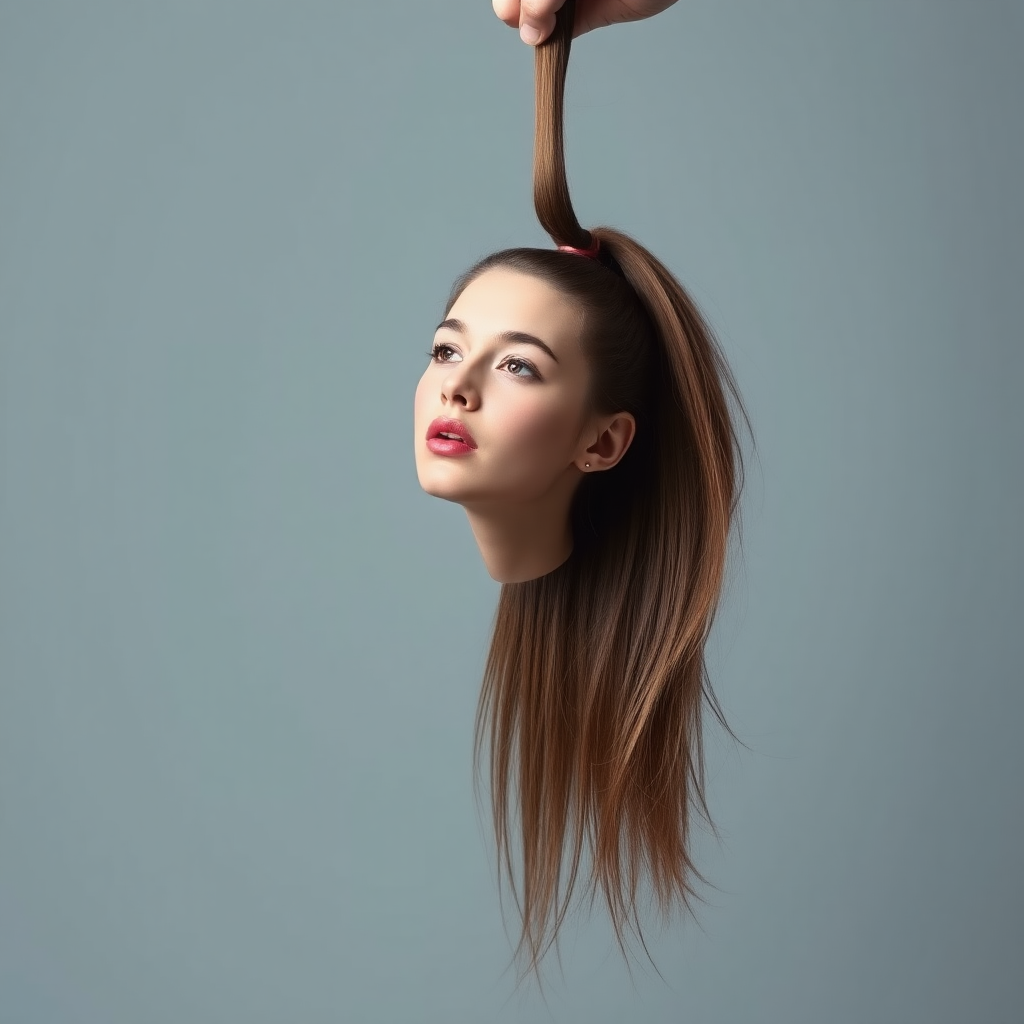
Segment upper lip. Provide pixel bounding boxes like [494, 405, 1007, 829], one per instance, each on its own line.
[427, 416, 477, 449]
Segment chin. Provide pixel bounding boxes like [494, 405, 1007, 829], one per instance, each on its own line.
[417, 463, 468, 501]
[418, 467, 502, 508]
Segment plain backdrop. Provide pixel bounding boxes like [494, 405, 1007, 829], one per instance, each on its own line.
[1, 2, 1021, 1022]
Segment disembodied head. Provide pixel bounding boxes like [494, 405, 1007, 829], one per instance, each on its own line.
[414, 247, 658, 576]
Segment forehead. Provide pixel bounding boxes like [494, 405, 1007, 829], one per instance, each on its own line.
[448, 268, 584, 351]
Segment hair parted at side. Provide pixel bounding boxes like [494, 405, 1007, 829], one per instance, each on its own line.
[446, 0, 752, 986]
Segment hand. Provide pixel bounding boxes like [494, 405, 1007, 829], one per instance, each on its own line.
[493, 0, 680, 46]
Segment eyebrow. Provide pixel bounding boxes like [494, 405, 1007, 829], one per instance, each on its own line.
[434, 318, 560, 365]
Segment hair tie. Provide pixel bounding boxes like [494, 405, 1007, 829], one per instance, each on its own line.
[557, 240, 601, 259]
[557, 237, 628, 281]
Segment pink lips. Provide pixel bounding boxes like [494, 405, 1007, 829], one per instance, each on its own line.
[426, 416, 477, 456]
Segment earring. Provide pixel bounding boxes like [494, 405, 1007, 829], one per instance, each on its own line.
[584, 463, 590, 469]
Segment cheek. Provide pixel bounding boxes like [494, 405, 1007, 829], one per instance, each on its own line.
[498, 395, 580, 459]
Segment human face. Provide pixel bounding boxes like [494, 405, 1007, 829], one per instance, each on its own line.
[414, 268, 593, 509]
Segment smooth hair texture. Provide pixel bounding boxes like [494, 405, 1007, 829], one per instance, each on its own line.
[444, 0, 752, 985]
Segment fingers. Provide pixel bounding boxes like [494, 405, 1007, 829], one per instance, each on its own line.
[495, 0, 683, 45]
[492, 0, 564, 45]
[491, 0, 521, 30]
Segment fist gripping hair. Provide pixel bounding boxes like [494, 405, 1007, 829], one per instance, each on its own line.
[494, 0, 681, 46]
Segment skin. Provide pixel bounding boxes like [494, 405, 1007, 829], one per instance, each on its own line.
[493, 0, 681, 46]
[414, 268, 635, 583]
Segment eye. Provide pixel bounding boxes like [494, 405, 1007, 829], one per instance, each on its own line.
[502, 357, 540, 380]
[427, 342, 459, 362]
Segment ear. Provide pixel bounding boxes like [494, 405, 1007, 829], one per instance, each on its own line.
[576, 412, 636, 472]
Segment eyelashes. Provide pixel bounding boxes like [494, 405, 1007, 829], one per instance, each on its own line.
[426, 341, 542, 381]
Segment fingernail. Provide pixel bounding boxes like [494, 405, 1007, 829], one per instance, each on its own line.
[520, 23, 542, 45]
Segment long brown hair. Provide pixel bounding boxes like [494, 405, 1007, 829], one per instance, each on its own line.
[441, 0, 751, 984]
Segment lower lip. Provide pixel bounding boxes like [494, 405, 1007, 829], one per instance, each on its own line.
[427, 437, 475, 456]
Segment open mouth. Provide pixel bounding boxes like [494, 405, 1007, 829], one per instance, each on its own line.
[427, 417, 477, 449]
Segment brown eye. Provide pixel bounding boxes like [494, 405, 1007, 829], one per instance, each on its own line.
[503, 357, 541, 380]
[427, 343, 457, 361]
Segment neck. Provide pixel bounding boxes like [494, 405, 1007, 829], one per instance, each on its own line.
[463, 495, 574, 584]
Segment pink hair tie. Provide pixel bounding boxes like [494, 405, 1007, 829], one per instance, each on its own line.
[557, 239, 601, 259]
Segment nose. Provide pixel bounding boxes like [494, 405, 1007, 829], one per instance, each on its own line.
[440, 365, 479, 409]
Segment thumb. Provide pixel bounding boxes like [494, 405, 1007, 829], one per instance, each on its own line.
[518, 1, 559, 45]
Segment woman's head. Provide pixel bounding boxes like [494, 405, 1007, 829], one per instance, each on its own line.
[414, 256, 648, 519]
[415, 245, 659, 560]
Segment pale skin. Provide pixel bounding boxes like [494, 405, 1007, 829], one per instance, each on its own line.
[493, 0, 681, 46]
[413, 268, 635, 583]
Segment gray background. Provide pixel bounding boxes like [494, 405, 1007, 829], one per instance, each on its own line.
[1, 1, 1021, 1021]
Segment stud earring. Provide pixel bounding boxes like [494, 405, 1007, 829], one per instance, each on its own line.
[584, 463, 590, 468]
